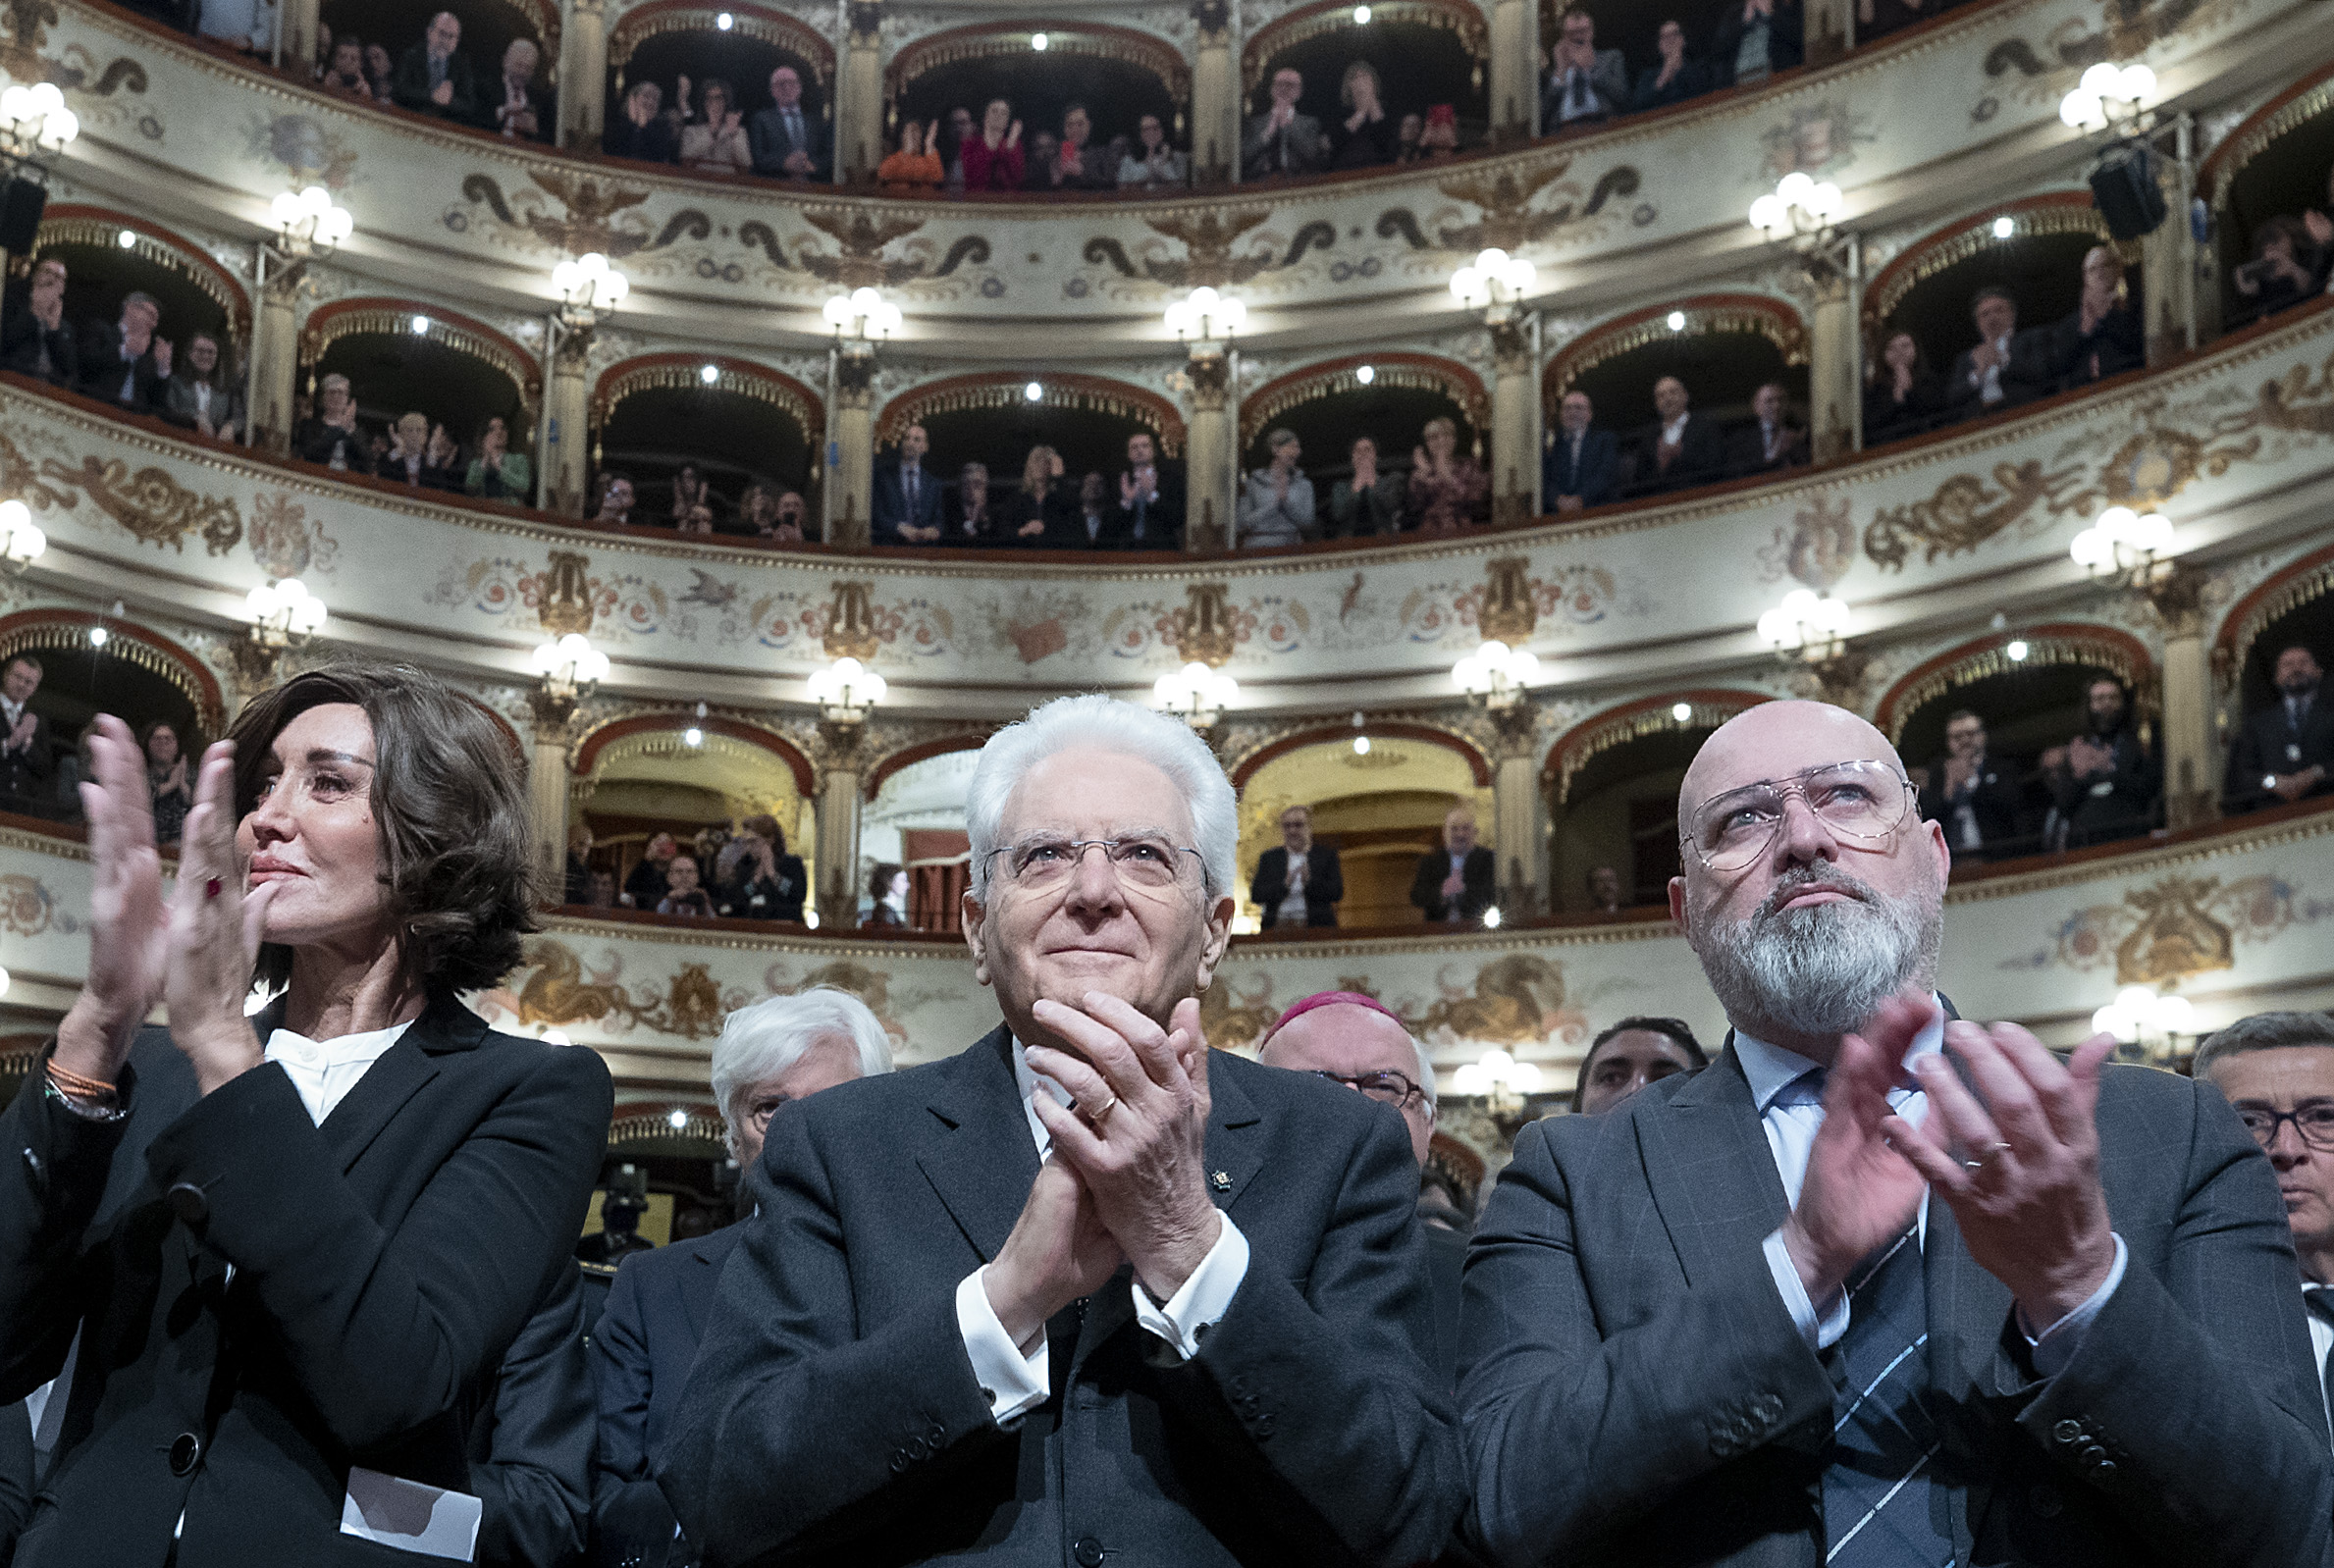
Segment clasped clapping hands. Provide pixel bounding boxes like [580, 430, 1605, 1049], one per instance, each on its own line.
[1783, 994, 2120, 1333]
[983, 993, 1220, 1352]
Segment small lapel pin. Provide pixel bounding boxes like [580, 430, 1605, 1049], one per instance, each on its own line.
[1210, 1170, 1231, 1191]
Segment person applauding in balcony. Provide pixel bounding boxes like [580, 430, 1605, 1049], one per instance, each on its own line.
[391, 11, 479, 124]
[1117, 114, 1187, 189]
[1542, 7, 1627, 128]
[2048, 245, 2145, 390]
[491, 38, 548, 142]
[464, 416, 530, 500]
[1723, 382, 1809, 480]
[678, 77, 753, 175]
[1, 257, 75, 390]
[877, 120, 945, 192]
[1036, 104, 1117, 190]
[1713, 0, 1804, 85]
[749, 66, 828, 182]
[1862, 329, 1944, 443]
[295, 372, 364, 470]
[162, 331, 242, 444]
[1244, 68, 1329, 180]
[1237, 428, 1314, 549]
[1009, 446, 1075, 547]
[1330, 62, 1398, 170]
[1630, 21, 1713, 112]
[960, 98, 1026, 192]
[320, 35, 375, 100]
[606, 80, 678, 164]
[1332, 436, 1406, 536]
[78, 290, 170, 414]
[945, 461, 1001, 547]
[1407, 416, 1486, 532]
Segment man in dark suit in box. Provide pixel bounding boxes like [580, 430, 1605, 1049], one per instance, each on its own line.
[1916, 707, 2027, 861]
[1459, 700, 2332, 1568]
[662, 695, 1461, 1568]
[1410, 805, 1497, 923]
[2225, 644, 2334, 813]
[872, 423, 945, 545]
[1248, 804, 1344, 928]
[1542, 390, 1618, 514]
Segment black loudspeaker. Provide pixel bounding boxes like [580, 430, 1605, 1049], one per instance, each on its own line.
[2089, 141, 2167, 241]
[0, 178, 44, 254]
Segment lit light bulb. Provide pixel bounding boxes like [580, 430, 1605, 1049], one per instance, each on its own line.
[2006, 639, 2030, 661]
[1023, 381, 1042, 401]
[667, 1108, 690, 1129]
[1354, 364, 1375, 385]
[1030, 30, 1048, 49]
[1353, 735, 1371, 756]
[1671, 702, 1692, 722]
[716, 10, 733, 26]
[1991, 215, 2016, 239]
[116, 228, 136, 249]
[409, 314, 431, 335]
[1353, 3, 1371, 19]
[700, 363, 719, 384]
[1666, 310, 1686, 331]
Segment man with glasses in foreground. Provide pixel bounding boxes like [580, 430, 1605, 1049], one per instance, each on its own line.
[2195, 1011, 2334, 1441]
[1460, 699, 2329, 1568]
[663, 695, 1461, 1567]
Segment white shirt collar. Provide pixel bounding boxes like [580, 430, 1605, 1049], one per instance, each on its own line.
[263, 1019, 414, 1126]
[1734, 996, 1946, 1116]
[1009, 1034, 1072, 1159]
[1662, 413, 1688, 441]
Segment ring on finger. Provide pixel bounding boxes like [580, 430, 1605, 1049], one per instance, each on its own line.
[1081, 1094, 1118, 1127]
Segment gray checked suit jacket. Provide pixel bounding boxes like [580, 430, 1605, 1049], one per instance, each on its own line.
[1458, 1040, 2333, 1568]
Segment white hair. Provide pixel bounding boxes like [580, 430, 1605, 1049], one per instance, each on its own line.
[965, 693, 1237, 900]
[710, 987, 894, 1160]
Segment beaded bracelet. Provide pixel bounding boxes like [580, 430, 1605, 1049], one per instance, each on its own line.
[43, 1075, 127, 1124]
[46, 1061, 117, 1101]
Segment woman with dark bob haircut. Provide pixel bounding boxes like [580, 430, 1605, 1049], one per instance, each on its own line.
[0, 662, 611, 1566]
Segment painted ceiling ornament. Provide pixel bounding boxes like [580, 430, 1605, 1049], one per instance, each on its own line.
[455, 171, 710, 259]
[1758, 100, 1875, 181]
[1862, 459, 2088, 572]
[1760, 494, 1857, 589]
[1085, 210, 1333, 287]
[1987, 0, 2243, 102]
[2115, 874, 2237, 986]
[1404, 954, 1577, 1049]
[38, 454, 240, 555]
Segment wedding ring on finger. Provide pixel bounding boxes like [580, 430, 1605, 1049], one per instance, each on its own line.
[1962, 1139, 2014, 1172]
[1081, 1094, 1118, 1129]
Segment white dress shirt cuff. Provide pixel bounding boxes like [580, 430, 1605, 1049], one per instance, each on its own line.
[1133, 1213, 1249, 1360]
[956, 1268, 1050, 1424]
[1763, 1228, 1851, 1351]
[2020, 1231, 2127, 1379]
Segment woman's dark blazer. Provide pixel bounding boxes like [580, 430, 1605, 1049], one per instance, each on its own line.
[0, 991, 612, 1566]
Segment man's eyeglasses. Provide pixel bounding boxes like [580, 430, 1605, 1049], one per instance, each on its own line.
[2235, 1102, 2334, 1151]
[986, 835, 1207, 893]
[1305, 1069, 1424, 1109]
[1679, 759, 1917, 873]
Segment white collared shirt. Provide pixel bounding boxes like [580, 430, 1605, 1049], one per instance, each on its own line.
[1976, 334, 2013, 401]
[1737, 1002, 2124, 1373]
[953, 1036, 1250, 1423]
[2305, 1283, 2334, 1441]
[264, 1020, 413, 1125]
[1660, 413, 1689, 445]
[1276, 851, 1309, 924]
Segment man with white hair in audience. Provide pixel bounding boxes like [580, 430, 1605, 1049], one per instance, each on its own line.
[591, 988, 894, 1568]
[663, 694, 1461, 1567]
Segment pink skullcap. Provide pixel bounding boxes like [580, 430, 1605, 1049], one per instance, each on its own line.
[1259, 990, 1408, 1050]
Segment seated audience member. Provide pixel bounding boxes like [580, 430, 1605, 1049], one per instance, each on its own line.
[197, 0, 272, 52]
[391, 11, 479, 123]
[489, 38, 549, 141]
[586, 868, 617, 908]
[1418, 103, 1460, 160]
[1857, 0, 1933, 38]
[1569, 1016, 1707, 1116]
[1331, 61, 1399, 169]
[1630, 21, 1712, 112]
[606, 80, 679, 162]
[2233, 214, 2325, 320]
[1066, 470, 1114, 548]
[679, 76, 752, 175]
[141, 719, 191, 846]
[1237, 428, 1314, 549]
[1249, 804, 1345, 928]
[2049, 244, 2145, 389]
[1118, 113, 1188, 188]
[0, 257, 77, 388]
[2193, 1011, 2334, 1379]
[1543, 390, 1618, 512]
[593, 471, 638, 526]
[1635, 375, 1724, 493]
[1020, 131, 1061, 191]
[2043, 675, 2159, 847]
[657, 853, 715, 917]
[669, 463, 713, 528]
[1008, 445, 1072, 546]
[1862, 328, 1944, 441]
[939, 104, 977, 190]
[78, 289, 171, 412]
[1331, 436, 1406, 536]
[1035, 103, 1115, 191]
[424, 420, 463, 491]
[1542, 7, 1627, 128]
[1255, 992, 1457, 1374]
[624, 830, 678, 908]
[1917, 706, 2026, 860]
[944, 461, 998, 547]
[379, 412, 460, 491]
[1713, 0, 1805, 85]
[320, 35, 374, 99]
[364, 41, 397, 100]
[960, 98, 1026, 191]
[1948, 286, 2053, 418]
[876, 119, 945, 191]
[0, 653, 52, 819]
[749, 66, 828, 181]
[592, 990, 894, 1568]
[294, 371, 366, 469]
[1410, 804, 1496, 922]
[717, 814, 807, 921]
[1395, 111, 1424, 163]
[1724, 381, 1810, 479]
[161, 330, 241, 442]
[769, 488, 810, 541]
[464, 1262, 596, 1568]
[675, 503, 716, 536]
[1407, 416, 1487, 533]
[1585, 863, 1624, 915]
[466, 414, 531, 499]
[873, 422, 944, 545]
[1244, 67, 1329, 179]
[563, 821, 594, 905]
[866, 863, 909, 927]
[1116, 431, 1183, 548]
[2225, 644, 2333, 812]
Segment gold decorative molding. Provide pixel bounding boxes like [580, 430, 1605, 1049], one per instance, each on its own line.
[888, 23, 1189, 103]
[1864, 202, 2113, 330]
[875, 373, 1186, 456]
[822, 581, 880, 660]
[1545, 297, 1807, 399]
[1878, 630, 2148, 744]
[1240, 354, 1488, 449]
[0, 620, 223, 737]
[2221, 553, 2334, 690]
[539, 549, 595, 636]
[610, 2, 832, 84]
[1174, 581, 1236, 666]
[300, 307, 542, 416]
[1549, 693, 1766, 807]
[1478, 555, 1534, 645]
[33, 215, 249, 342]
[2205, 75, 2334, 215]
[589, 356, 819, 438]
[1243, 0, 1486, 90]
[1863, 459, 2088, 572]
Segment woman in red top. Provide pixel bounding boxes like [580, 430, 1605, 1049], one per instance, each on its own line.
[958, 97, 1025, 191]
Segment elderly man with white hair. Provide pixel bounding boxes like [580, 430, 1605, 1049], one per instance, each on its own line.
[663, 694, 1461, 1567]
[592, 988, 892, 1568]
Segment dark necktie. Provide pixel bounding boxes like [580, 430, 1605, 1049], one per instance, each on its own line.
[1825, 1226, 1955, 1566]
[904, 466, 918, 510]
[785, 108, 802, 146]
[2290, 696, 2310, 734]
[2305, 1287, 2334, 1425]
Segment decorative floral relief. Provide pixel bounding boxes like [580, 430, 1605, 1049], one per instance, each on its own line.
[1758, 100, 1876, 179]
[247, 493, 340, 580]
[980, 587, 1096, 665]
[243, 112, 359, 190]
[1997, 872, 2332, 985]
[1758, 494, 1857, 589]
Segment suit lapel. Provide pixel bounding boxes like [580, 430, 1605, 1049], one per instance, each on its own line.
[914, 1026, 1040, 1265]
[1636, 1042, 1791, 1291]
[317, 994, 485, 1175]
[678, 1232, 730, 1342]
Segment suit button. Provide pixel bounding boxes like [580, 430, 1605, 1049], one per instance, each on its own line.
[2089, 1459, 2116, 1480]
[166, 1181, 208, 1225]
[890, 1450, 911, 1474]
[1073, 1535, 1106, 1568]
[2051, 1419, 2083, 1445]
[928, 1422, 947, 1444]
[2029, 1484, 2063, 1518]
[168, 1432, 201, 1476]
[1751, 1393, 1783, 1423]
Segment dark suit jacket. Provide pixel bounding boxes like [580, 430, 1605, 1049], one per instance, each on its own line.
[659, 1027, 1462, 1567]
[605, 115, 680, 163]
[1542, 428, 1618, 507]
[1459, 1042, 2334, 1568]
[390, 44, 482, 122]
[1722, 422, 1810, 480]
[1241, 112, 1329, 179]
[872, 459, 945, 544]
[74, 323, 168, 411]
[0, 707, 49, 814]
[0, 286, 77, 387]
[592, 1224, 745, 1568]
[1711, 0, 1804, 81]
[1918, 752, 2027, 859]
[2049, 727, 2158, 846]
[1630, 413, 1725, 494]
[1114, 465, 1185, 549]
[1411, 845, 1498, 921]
[2224, 694, 2334, 812]
[748, 105, 830, 181]
[2045, 303, 2145, 389]
[470, 1263, 596, 1568]
[1946, 331, 2057, 417]
[0, 1399, 29, 1563]
[0, 995, 612, 1567]
[1249, 844, 1345, 928]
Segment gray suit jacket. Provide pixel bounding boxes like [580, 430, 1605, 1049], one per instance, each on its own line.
[660, 1024, 1461, 1566]
[1459, 1041, 2333, 1568]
